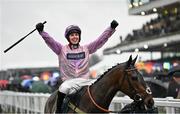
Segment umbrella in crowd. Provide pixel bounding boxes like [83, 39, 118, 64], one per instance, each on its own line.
[48, 75, 59, 87]
[21, 79, 33, 89]
[40, 71, 51, 81]
[0, 80, 8, 89]
[20, 75, 32, 80]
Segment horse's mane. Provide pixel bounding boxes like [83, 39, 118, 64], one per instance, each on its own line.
[93, 63, 122, 85]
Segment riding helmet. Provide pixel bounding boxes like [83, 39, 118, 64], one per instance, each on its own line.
[64, 25, 81, 42]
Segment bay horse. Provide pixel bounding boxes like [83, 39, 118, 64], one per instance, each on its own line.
[44, 55, 154, 113]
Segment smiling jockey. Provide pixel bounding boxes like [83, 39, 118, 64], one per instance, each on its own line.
[36, 20, 118, 113]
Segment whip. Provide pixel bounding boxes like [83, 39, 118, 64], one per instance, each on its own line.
[4, 21, 47, 53]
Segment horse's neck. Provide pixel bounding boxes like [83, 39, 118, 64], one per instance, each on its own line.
[91, 70, 119, 108]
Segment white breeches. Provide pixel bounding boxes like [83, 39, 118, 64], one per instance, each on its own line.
[59, 78, 96, 95]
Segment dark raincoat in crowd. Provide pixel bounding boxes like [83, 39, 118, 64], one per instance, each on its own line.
[30, 81, 51, 93]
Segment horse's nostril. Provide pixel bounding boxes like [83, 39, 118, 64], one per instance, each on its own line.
[147, 99, 154, 108]
[146, 87, 152, 95]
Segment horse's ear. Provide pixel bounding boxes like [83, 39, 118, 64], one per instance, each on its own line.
[132, 55, 138, 66]
[127, 55, 132, 67]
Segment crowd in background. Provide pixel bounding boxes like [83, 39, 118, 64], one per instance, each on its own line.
[0, 69, 61, 94]
[124, 9, 180, 43]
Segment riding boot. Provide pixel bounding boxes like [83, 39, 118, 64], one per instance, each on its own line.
[55, 91, 66, 114]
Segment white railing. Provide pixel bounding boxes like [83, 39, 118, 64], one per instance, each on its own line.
[0, 91, 50, 114]
[110, 96, 180, 114]
[0, 91, 180, 113]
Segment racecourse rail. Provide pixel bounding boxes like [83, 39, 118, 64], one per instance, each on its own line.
[0, 91, 180, 114]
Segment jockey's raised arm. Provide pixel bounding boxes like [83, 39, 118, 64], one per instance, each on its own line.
[86, 26, 115, 54]
[36, 23, 63, 55]
[39, 31, 63, 55]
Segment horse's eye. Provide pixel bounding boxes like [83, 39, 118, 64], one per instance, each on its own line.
[132, 76, 138, 80]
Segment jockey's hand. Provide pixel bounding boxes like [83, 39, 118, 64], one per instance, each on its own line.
[36, 23, 44, 33]
[111, 20, 119, 29]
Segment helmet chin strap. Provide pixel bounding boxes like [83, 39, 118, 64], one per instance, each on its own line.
[69, 43, 79, 49]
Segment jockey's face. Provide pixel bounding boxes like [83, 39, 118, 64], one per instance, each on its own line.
[69, 33, 80, 45]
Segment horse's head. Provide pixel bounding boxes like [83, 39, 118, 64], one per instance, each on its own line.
[117, 55, 154, 109]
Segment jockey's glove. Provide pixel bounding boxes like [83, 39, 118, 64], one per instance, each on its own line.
[36, 23, 44, 33]
[111, 20, 119, 29]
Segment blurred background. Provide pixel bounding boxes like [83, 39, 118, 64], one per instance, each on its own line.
[0, 0, 180, 113]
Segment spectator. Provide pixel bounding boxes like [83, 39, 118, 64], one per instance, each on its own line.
[167, 71, 180, 98]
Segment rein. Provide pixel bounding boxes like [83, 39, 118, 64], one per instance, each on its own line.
[87, 86, 112, 113]
[87, 86, 121, 113]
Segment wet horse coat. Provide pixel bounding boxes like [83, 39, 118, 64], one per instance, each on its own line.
[44, 55, 154, 113]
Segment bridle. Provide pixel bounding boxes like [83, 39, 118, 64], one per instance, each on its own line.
[87, 67, 152, 112]
[125, 68, 142, 101]
[123, 67, 152, 102]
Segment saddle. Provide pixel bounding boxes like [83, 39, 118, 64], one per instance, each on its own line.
[61, 86, 87, 113]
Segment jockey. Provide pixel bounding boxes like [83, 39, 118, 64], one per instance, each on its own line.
[36, 20, 118, 113]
